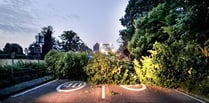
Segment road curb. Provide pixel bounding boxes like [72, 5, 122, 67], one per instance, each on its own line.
[175, 90, 208, 103]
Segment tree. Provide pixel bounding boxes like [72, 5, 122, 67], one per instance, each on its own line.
[119, 0, 163, 47]
[41, 26, 53, 59]
[1, 43, 24, 59]
[124, 0, 209, 89]
[3, 43, 23, 55]
[0, 49, 3, 53]
[59, 30, 92, 52]
[28, 43, 41, 59]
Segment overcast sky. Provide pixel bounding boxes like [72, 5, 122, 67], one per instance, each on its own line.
[0, 0, 128, 50]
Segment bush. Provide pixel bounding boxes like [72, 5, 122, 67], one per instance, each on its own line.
[44, 51, 88, 80]
[134, 40, 209, 92]
[0, 61, 47, 89]
[0, 61, 46, 71]
[134, 54, 161, 86]
[86, 53, 139, 84]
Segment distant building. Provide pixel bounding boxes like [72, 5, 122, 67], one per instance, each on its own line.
[93, 43, 100, 52]
[93, 43, 115, 54]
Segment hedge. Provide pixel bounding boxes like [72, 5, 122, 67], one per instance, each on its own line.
[44, 51, 88, 80]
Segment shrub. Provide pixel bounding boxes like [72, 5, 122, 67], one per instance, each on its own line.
[0, 61, 47, 89]
[44, 51, 88, 80]
[86, 53, 139, 84]
[59, 52, 88, 80]
[134, 53, 161, 86]
[44, 51, 63, 78]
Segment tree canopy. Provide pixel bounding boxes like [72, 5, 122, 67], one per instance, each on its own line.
[41, 26, 53, 58]
[3, 43, 23, 55]
[121, 0, 209, 58]
[119, 0, 163, 47]
[59, 30, 92, 52]
[120, 0, 209, 94]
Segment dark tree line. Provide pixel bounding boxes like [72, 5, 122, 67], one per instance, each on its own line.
[0, 43, 24, 59]
[28, 26, 92, 59]
[0, 26, 92, 59]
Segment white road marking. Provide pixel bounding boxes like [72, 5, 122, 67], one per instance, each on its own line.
[66, 83, 73, 88]
[175, 90, 206, 103]
[56, 81, 86, 92]
[72, 83, 78, 87]
[11, 79, 58, 98]
[77, 83, 82, 87]
[120, 84, 146, 91]
[102, 85, 105, 99]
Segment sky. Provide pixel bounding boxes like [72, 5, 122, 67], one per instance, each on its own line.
[0, 0, 128, 51]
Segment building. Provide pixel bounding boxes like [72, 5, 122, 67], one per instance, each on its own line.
[93, 43, 115, 54]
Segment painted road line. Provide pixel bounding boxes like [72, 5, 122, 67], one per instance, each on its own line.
[120, 84, 146, 91]
[175, 90, 206, 103]
[56, 81, 86, 92]
[71, 83, 78, 87]
[77, 83, 82, 87]
[102, 85, 105, 99]
[11, 79, 58, 98]
[65, 82, 73, 88]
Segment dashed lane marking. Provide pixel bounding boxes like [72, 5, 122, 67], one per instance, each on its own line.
[102, 85, 105, 99]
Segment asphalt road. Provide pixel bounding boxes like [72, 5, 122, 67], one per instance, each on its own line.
[2, 80, 204, 103]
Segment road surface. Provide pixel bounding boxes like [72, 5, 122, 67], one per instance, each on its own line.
[2, 80, 204, 103]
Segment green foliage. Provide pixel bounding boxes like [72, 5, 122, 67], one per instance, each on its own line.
[0, 61, 46, 71]
[128, 3, 170, 59]
[134, 40, 209, 89]
[119, 0, 163, 47]
[59, 30, 92, 52]
[44, 50, 88, 80]
[134, 52, 161, 86]
[0, 61, 47, 89]
[86, 53, 139, 84]
[44, 50, 62, 77]
[123, 0, 209, 97]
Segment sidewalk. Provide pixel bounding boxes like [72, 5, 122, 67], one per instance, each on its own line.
[0, 76, 54, 100]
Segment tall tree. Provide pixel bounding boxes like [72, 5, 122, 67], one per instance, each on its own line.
[41, 26, 53, 58]
[59, 30, 92, 52]
[119, 0, 163, 47]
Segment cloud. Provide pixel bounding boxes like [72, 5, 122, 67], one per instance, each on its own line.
[66, 14, 80, 20]
[0, 0, 39, 33]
